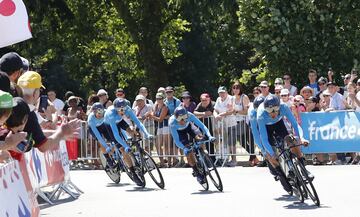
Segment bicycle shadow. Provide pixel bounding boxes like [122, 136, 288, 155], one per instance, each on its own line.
[126, 187, 159, 192]
[275, 195, 330, 210]
[191, 190, 223, 195]
[106, 183, 131, 187]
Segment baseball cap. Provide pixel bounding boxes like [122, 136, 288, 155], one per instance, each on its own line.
[0, 52, 23, 73]
[156, 92, 165, 99]
[158, 87, 165, 93]
[327, 81, 336, 86]
[17, 71, 45, 89]
[135, 94, 146, 101]
[259, 81, 269, 87]
[165, 86, 174, 93]
[181, 91, 191, 98]
[318, 76, 328, 84]
[280, 89, 289, 95]
[0, 90, 17, 108]
[322, 89, 331, 96]
[218, 86, 227, 93]
[21, 57, 29, 71]
[116, 88, 124, 93]
[97, 89, 107, 96]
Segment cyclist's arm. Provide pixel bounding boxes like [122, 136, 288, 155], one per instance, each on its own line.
[188, 113, 211, 138]
[248, 111, 265, 154]
[257, 117, 275, 157]
[107, 115, 130, 149]
[169, 123, 185, 150]
[126, 108, 150, 138]
[89, 123, 108, 149]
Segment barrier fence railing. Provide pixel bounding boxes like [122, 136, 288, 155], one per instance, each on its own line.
[76, 114, 262, 167]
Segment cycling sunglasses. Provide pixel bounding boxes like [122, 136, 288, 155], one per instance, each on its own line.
[96, 108, 105, 115]
[176, 114, 188, 122]
[265, 106, 280, 114]
[116, 107, 125, 112]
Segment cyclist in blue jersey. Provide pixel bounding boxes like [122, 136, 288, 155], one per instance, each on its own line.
[105, 98, 153, 185]
[87, 103, 115, 168]
[256, 95, 312, 192]
[169, 106, 215, 184]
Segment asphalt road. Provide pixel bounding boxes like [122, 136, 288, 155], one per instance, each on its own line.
[40, 165, 360, 217]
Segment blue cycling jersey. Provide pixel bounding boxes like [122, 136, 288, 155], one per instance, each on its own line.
[257, 103, 302, 157]
[169, 112, 212, 150]
[87, 112, 108, 149]
[104, 105, 150, 149]
[247, 104, 266, 155]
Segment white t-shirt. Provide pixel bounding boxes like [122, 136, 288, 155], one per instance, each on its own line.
[52, 98, 65, 116]
[214, 95, 237, 127]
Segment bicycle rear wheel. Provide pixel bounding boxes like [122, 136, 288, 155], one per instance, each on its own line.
[99, 150, 121, 184]
[143, 151, 165, 189]
[199, 149, 223, 191]
[294, 159, 320, 206]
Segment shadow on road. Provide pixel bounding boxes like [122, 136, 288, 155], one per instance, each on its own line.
[274, 194, 298, 202]
[106, 183, 131, 187]
[40, 196, 77, 210]
[191, 190, 223, 195]
[275, 195, 330, 210]
[126, 187, 159, 192]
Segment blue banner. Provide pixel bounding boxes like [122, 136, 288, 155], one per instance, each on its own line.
[300, 111, 360, 154]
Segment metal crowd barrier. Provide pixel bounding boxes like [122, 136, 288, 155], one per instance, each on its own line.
[74, 114, 261, 167]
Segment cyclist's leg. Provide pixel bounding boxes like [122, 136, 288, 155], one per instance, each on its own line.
[92, 124, 115, 168]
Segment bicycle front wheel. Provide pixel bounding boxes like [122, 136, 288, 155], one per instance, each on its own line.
[99, 150, 121, 184]
[143, 151, 165, 189]
[199, 149, 223, 192]
[132, 152, 146, 188]
[294, 159, 320, 206]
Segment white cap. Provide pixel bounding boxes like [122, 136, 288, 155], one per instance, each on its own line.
[97, 89, 107, 96]
[280, 89, 289, 95]
[135, 94, 146, 101]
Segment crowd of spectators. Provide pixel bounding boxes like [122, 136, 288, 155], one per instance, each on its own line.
[1, 51, 359, 167]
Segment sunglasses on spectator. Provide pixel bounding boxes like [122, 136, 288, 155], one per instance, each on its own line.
[275, 91, 280, 94]
[253, 92, 260, 95]
[318, 83, 325, 86]
[280, 94, 288, 97]
[260, 86, 268, 89]
[323, 95, 330, 97]
[232, 86, 240, 90]
[265, 106, 280, 114]
[345, 77, 351, 80]
[176, 114, 188, 122]
[283, 77, 290, 80]
[275, 83, 282, 85]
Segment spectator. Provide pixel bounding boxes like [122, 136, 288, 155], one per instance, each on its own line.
[232, 82, 257, 166]
[115, 88, 131, 107]
[319, 90, 331, 111]
[86, 94, 100, 115]
[274, 78, 283, 86]
[214, 86, 237, 167]
[259, 81, 270, 97]
[157, 87, 166, 95]
[345, 82, 360, 111]
[0, 95, 27, 160]
[164, 86, 181, 115]
[327, 82, 346, 111]
[0, 52, 24, 96]
[283, 74, 297, 96]
[150, 92, 171, 167]
[356, 79, 360, 93]
[133, 94, 153, 151]
[315, 77, 328, 104]
[67, 96, 82, 121]
[252, 87, 261, 100]
[280, 89, 292, 107]
[300, 86, 314, 101]
[194, 93, 216, 162]
[62, 91, 74, 115]
[274, 85, 283, 97]
[47, 90, 65, 116]
[97, 89, 112, 108]
[132, 87, 154, 108]
[291, 95, 306, 124]
[16, 71, 80, 153]
[0, 72, 11, 93]
[305, 96, 319, 112]
[180, 91, 196, 113]
[307, 69, 320, 95]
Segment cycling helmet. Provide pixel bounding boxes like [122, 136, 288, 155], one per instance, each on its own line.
[253, 95, 265, 109]
[174, 106, 188, 121]
[91, 102, 104, 112]
[264, 94, 280, 108]
[113, 98, 127, 108]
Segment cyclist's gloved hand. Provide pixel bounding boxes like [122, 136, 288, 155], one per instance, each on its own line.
[105, 146, 112, 153]
[146, 134, 154, 140]
[184, 147, 192, 156]
[124, 146, 132, 153]
[209, 136, 216, 142]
